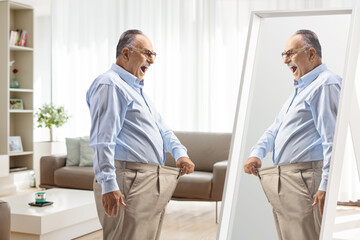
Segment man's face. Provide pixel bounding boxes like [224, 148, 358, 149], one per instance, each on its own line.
[125, 35, 155, 81]
[283, 35, 313, 81]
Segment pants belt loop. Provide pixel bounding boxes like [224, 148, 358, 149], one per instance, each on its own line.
[277, 165, 280, 194]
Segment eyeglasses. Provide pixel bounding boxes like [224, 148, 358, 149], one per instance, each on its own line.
[281, 48, 308, 60]
[130, 48, 157, 60]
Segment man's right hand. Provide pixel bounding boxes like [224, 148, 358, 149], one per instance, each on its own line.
[102, 190, 126, 218]
[243, 157, 262, 176]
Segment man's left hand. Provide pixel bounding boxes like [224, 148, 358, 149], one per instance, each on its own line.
[312, 190, 326, 216]
[176, 157, 195, 176]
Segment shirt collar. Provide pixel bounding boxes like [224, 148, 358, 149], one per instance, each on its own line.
[111, 63, 144, 93]
[294, 64, 327, 91]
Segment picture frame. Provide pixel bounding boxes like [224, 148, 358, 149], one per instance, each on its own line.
[9, 98, 24, 110]
[8, 136, 23, 153]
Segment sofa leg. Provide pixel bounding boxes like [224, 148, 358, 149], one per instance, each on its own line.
[216, 201, 218, 224]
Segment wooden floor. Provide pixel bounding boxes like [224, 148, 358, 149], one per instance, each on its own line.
[333, 206, 360, 239]
[75, 202, 360, 240]
[75, 200, 218, 240]
[3, 188, 360, 240]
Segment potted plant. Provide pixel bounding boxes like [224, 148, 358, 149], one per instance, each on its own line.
[35, 103, 70, 142]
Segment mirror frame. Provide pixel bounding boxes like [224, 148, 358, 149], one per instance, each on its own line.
[218, 8, 360, 240]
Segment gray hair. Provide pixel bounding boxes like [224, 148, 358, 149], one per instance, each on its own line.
[116, 29, 144, 58]
[294, 29, 322, 59]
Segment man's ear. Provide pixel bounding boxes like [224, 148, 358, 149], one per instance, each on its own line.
[309, 48, 316, 60]
[122, 48, 130, 60]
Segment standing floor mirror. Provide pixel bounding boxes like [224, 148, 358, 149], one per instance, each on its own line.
[218, 9, 360, 240]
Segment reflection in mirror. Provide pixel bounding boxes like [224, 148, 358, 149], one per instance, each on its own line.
[218, 10, 356, 240]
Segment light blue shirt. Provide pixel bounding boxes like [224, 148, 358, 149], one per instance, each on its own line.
[250, 64, 341, 191]
[86, 64, 188, 194]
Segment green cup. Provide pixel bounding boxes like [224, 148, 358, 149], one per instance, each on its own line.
[35, 192, 46, 204]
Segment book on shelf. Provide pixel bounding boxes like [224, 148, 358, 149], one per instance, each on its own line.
[9, 29, 28, 47]
[9, 166, 28, 173]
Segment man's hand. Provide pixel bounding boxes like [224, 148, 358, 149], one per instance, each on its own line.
[176, 157, 195, 176]
[243, 157, 262, 176]
[312, 190, 326, 216]
[102, 190, 126, 218]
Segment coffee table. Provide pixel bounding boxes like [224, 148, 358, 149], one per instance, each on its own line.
[4, 188, 101, 240]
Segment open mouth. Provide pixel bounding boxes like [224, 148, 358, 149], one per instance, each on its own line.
[141, 66, 147, 73]
[288, 63, 298, 75]
[140, 63, 150, 75]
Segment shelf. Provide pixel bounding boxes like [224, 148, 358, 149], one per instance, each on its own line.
[10, 169, 33, 175]
[9, 46, 33, 51]
[1, 1, 34, 178]
[9, 151, 33, 157]
[9, 88, 33, 93]
[9, 166, 28, 173]
[9, 1, 33, 10]
[9, 110, 33, 113]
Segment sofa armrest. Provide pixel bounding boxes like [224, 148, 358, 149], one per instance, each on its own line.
[210, 160, 228, 201]
[40, 154, 67, 188]
[0, 201, 10, 240]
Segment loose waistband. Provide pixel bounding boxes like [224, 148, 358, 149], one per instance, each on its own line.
[115, 160, 180, 175]
[258, 160, 323, 175]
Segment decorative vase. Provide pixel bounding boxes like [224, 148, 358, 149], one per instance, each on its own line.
[10, 74, 20, 88]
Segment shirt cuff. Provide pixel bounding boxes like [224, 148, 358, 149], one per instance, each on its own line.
[101, 179, 119, 195]
[174, 148, 189, 161]
[318, 178, 328, 192]
[249, 149, 264, 160]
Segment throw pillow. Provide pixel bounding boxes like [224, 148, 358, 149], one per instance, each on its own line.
[65, 137, 80, 166]
[79, 136, 94, 166]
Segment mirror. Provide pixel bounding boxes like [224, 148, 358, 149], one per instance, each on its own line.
[218, 9, 360, 240]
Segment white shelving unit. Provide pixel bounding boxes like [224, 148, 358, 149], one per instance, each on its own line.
[0, 0, 34, 188]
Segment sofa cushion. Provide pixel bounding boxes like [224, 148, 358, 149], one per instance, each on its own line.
[172, 171, 212, 200]
[54, 166, 94, 190]
[79, 136, 94, 167]
[65, 137, 80, 166]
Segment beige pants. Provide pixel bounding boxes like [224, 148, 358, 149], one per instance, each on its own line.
[94, 161, 181, 240]
[258, 161, 323, 240]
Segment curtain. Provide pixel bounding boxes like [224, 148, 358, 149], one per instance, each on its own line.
[51, 0, 360, 201]
[51, 0, 245, 137]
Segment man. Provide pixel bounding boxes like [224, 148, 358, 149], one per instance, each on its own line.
[87, 29, 195, 240]
[243, 29, 341, 240]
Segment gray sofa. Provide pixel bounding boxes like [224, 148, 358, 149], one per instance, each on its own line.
[40, 131, 232, 202]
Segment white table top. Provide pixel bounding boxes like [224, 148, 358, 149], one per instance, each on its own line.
[4, 188, 95, 217]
